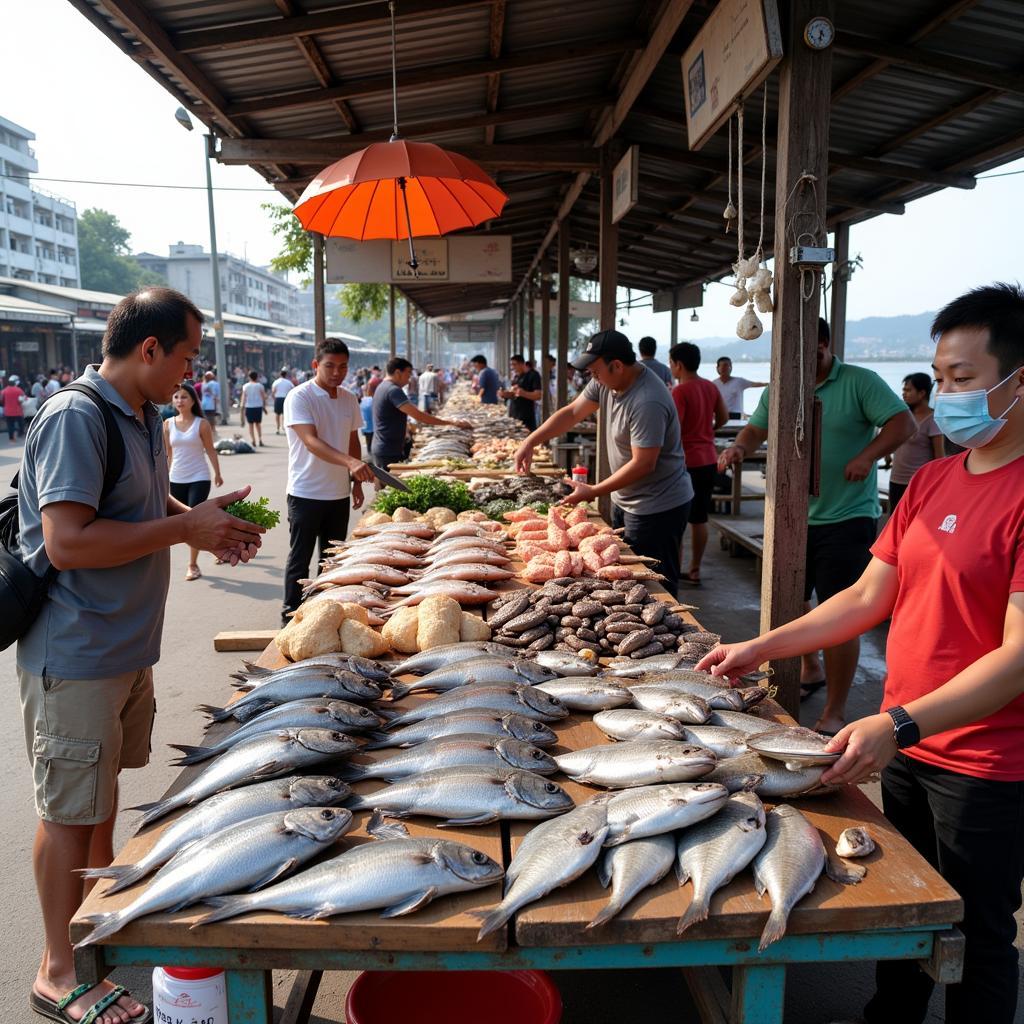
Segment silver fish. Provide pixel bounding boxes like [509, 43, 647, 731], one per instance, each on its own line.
[589, 833, 676, 929]
[604, 782, 729, 846]
[343, 734, 558, 781]
[328, 547, 423, 568]
[131, 729, 358, 825]
[347, 765, 573, 826]
[534, 651, 601, 677]
[554, 741, 716, 789]
[365, 710, 558, 750]
[675, 791, 767, 934]
[193, 837, 503, 926]
[434, 522, 500, 540]
[352, 522, 435, 538]
[390, 580, 500, 607]
[534, 678, 634, 712]
[384, 684, 568, 728]
[389, 657, 555, 701]
[705, 751, 827, 798]
[390, 642, 522, 676]
[327, 536, 431, 555]
[200, 675, 381, 724]
[75, 807, 352, 946]
[170, 699, 384, 765]
[301, 587, 390, 610]
[745, 726, 841, 769]
[237, 654, 387, 680]
[629, 675, 746, 711]
[395, 563, 516, 588]
[680, 725, 750, 760]
[707, 709, 782, 736]
[752, 804, 827, 951]
[836, 826, 876, 859]
[475, 800, 610, 939]
[79, 777, 351, 895]
[604, 652, 691, 677]
[232, 664, 375, 691]
[593, 709, 689, 743]
[628, 686, 712, 724]
[301, 564, 411, 590]
[425, 547, 511, 568]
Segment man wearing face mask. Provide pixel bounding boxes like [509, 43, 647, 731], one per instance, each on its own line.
[718, 318, 914, 734]
[699, 283, 1024, 1024]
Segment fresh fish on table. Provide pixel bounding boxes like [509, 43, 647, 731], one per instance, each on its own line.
[231, 664, 380, 694]
[389, 580, 501, 607]
[384, 684, 569, 728]
[474, 799, 611, 939]
[351, 522, 435, 538]
[680, 725, 751, 760]
[533, 650, 601, 677]
[298, 587, 391, 610]
[705, 751, 828, 798]
[236, 654, 389, 681]
[534, 678, 634, 712]
[628, 686, 713, 724]
[346, 765, 573, 826]
[301, 564, 411, 591]
[675, 791, 768, 934]
[707, 709, 782, 736]
[131, 729, 358, 826]
[423, 547, 512, 568]
[200, 674, 382, 724]
[75, 807, 352, 946]
[342, 734, 558, 781]
[604, 652, 693, 677]
[170, 699, 384, 765]
[628, 675, 747, 711]
[395, 563, 516, 588]
[589, 833, 676, 929]
[389, 657, 556, 701]
[193, 837, 503, 927]
[365, 710, 558, 750]
[593, 709, 689, 743]
[554, 741, 717, 789]
[433, 522, 502, 540]
[326, 547, 423, 568]
[79, 777, 351, 895]
[604, 782, 729, 846]
[326, 536, 431, 556]
[745, 726, 842, 769]
[389, 642, 522, 677]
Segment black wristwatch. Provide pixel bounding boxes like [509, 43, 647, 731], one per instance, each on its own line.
[886, 706, 920, 749]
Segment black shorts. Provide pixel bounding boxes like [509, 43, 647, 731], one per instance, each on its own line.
[245, 407, 264, 424]
[804, 516, 877, 603]
[170, 479, 211, 507]
[686, 464, 716, 524]
[274, 397, 285, 415]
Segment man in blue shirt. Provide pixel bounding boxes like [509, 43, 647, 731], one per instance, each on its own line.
[471, 354, 501, 404]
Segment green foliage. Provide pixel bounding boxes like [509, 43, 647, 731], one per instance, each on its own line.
[262, 203, 313, 282]
[225, 496, 281, 529]
[372, 475, 476, 515]
[482, 498, 517, 520]
[78, 208, 165, 294]
[340, 282, 391, 323]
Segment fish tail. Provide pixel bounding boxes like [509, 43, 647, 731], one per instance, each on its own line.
[167, 743, 217, 766]
[241, 661, 270, 675]
[676, 895, 710, 935]
[76, 863, 140, 886]
[196, 703, 231, 721]
[74, 912, 124, 948]
[130, 799, 173, 826]
[191, 896, 253, 928]
[232, 701, 272, 723]
[469, 903, 512, 941]
[758, 906, 789, 951]
[361, 733, 394, 750]
[366, 809, 409, 840]
[232, 680, 257, 692]
[586, 900, 622, 929]
[388, 683, 413, 701]
[335, 763, 367, 782]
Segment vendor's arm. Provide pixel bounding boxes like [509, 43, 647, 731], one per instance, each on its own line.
[397, 402, 472, 431]
[290, 422, 375, 483]
[822, 593, 1024, 786]
[562, 446, 661, 505]
[514, 394, 599, 473]
[713, 390, 729, 431]
[718, 422, 767, 471]
[515, 382, 543, 401]
[844, 409, 916, 481]
[349, 428, 365, 509]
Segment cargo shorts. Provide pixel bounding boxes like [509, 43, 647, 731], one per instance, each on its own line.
[19, 666, 155, 826]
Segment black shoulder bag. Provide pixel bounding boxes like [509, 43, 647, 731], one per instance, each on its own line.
[0, 383, 126, 651]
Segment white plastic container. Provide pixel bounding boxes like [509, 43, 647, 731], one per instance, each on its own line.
[152, 966, 228, 1024]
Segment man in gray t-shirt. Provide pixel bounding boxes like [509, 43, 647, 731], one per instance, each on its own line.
[515, 330, 693, 594]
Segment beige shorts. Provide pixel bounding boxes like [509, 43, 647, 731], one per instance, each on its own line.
[19, 666, 155, 826]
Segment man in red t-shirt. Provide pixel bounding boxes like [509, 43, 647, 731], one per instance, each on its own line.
[1, 374, 27, 441]
[698, 282, 1024, 1024]
[669, 342, 727, 584]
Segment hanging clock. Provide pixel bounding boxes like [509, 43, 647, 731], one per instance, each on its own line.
[803, 16, 835, 50]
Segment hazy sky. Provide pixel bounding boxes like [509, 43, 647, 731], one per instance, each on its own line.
[4, 0, 1021, 343]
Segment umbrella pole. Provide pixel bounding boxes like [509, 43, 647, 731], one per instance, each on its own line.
[397, 176, 419, 276]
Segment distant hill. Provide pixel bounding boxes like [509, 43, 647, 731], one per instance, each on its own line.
[692, 310, 937, 362]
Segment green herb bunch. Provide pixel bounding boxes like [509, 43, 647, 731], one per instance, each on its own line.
[226, 495, 281, 529]
[372, 475, 476, 515]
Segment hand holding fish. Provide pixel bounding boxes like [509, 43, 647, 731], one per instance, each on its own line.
[820, 713, 897, 786]
[562, 478, 597, 505]
[514, 439, 535, 474]
[696, 639, 765, 682]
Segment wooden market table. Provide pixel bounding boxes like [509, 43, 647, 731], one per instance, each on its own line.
[72, 535, 963, 1024]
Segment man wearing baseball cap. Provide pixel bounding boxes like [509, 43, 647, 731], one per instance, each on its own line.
[514, 329, 693, 594]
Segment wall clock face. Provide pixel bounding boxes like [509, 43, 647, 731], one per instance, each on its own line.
[804, 16, 835, 50]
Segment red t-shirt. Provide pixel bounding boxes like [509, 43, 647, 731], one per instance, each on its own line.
[872, 452, 1024, 780]
[672, 377, 720, 468]
[1, 385, 25, 417]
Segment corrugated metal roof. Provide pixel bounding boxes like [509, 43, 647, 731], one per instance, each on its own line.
[66, 0, 1024, 315]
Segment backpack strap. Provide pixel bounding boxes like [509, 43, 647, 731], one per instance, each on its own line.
[57, 383, 127, 502]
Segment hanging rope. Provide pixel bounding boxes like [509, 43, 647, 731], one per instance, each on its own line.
[389, 1, 400, 140]
[755, 85, 768, 261]
[736, 103, 745, 264]
[724, 117, 736, 233]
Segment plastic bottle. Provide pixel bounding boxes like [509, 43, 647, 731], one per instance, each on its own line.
[572, 464, 589, 487]
[152, 966, 228, 1024]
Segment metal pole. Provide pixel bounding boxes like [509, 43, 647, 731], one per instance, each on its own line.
[389, 284, 397, 359]
[204, 134, 229, 424]
[405, 298, 412, 360]
[70, 317, 79, 375]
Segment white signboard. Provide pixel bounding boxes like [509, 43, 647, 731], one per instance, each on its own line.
[533, 299, 601, 319]
[682, 0, 783, 151]
[612, 146, 639, 224]
[327, 236, 512, 284]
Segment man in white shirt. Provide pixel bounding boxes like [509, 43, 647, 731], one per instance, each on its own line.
[43, 371, 61, 400]
[271, 369, 294, 435]
[713, 356, 768, 418]
[282, 338, 375, 621]
[418, 364, 438, 412]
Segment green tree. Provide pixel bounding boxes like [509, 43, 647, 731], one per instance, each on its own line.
[77, 208, 164, 294]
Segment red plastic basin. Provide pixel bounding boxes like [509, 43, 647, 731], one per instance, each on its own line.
[345, 969, 562, 1024]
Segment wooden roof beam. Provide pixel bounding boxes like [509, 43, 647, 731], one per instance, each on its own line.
[484, 0, 507, 146]
[225, 37, 640, 117]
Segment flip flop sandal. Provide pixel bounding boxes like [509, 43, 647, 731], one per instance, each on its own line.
[31, 983, 152, 1024]
[185, 566, 202, 581]
[799, 679, 827, 702]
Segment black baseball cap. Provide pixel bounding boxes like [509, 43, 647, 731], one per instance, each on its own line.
[570, 329, 635, 370]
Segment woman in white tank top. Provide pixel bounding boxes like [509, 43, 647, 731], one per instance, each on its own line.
[165, 383, 223, 581]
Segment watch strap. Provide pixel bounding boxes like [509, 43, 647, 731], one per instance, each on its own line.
[887, 706, 920, 748]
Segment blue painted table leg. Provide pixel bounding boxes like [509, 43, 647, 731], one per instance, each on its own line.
[730, 964, 786, 1024]
[224, 969, 272, 1024]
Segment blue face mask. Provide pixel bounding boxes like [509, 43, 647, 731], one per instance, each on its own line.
[932, 367, 1022, 449]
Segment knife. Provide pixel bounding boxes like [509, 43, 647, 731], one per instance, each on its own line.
[366, 461, 411, 492]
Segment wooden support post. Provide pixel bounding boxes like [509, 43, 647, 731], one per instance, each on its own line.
[597, 144, 620, 522]
[541, 258, 552, 421]
[388, 284, 397, 359]
[760, 0, 835, 720]
[557, 222, 570, 411]
[312, 233, 325, 342]
[527, 282, 536, 366]
[405, 298, 412, 361]
[830, 221, 850, 360]
[517, 293, 525, 359]
[670, 302, 679, 346]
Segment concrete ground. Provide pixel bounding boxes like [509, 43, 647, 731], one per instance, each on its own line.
[0, 429, 1019, 1023]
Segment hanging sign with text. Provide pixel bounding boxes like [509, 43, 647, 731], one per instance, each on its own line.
[327, 236, 512, 284]
[611, 146, 639, 224]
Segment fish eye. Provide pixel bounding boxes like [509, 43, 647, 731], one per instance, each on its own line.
[472, 851, 487, 864]
[530, 749, 542, 758]
[320, 810, 334, 819]
[544, 782, 559, 793]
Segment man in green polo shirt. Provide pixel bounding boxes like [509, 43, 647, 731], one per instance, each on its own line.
[720, 318, 913, 734]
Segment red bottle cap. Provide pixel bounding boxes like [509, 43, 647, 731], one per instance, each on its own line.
[160, 966, 223, 981]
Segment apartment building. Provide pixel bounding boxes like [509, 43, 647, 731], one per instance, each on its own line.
[135, 242, 300, 326]
[0, 115, 80, 287]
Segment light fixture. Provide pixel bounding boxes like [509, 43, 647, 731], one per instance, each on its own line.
[571, 246, 597, 274]
[174, 106, 193, 131]
[690, 309, 700, 322]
